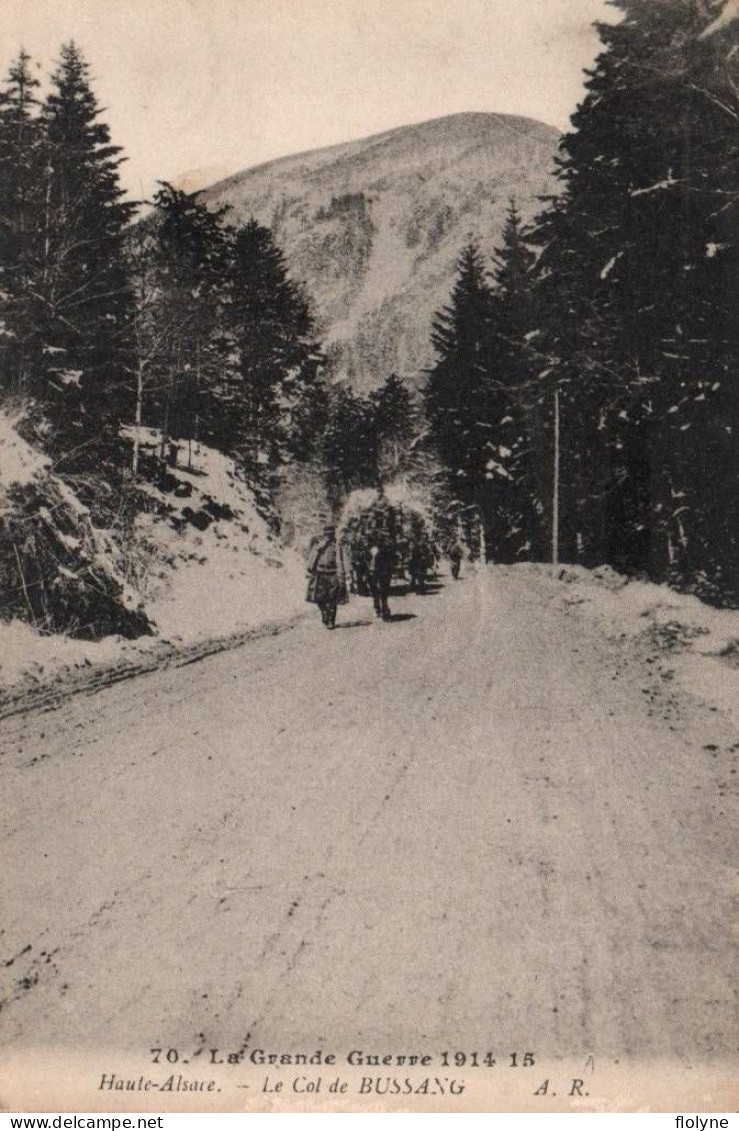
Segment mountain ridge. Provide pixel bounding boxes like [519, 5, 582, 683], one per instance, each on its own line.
[200, 112, 562, 389]
[206, 111, 560, 192]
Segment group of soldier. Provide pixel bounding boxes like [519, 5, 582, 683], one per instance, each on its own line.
[305, 515, 463, 631]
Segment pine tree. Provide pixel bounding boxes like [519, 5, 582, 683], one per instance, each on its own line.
[137, 190, 323, 479]
[369, 373, 415, 482]
[423, 243, 493, 516]
[530, 0, 739, 591]
[219, 219, 321, 467]
[38, 42, 136, 449]
[319, 383, 377, 505]
[491, 200, 536, 346]
[0, 51, 44, 396]
[147, 182, 230, 464]
[287, 368, 332, 464]
[484, 201, 542, 560]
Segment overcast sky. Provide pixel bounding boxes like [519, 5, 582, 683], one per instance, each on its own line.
[2, 0, 614, 200]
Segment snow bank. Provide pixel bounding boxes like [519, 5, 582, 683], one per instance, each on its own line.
[0, 620, 117, 687]
[511, 561, 739, 655]
[0, 411, 147, 641]
[505, 561, 739, 735]
[0, 420, 310, 702]
[0, 411, 50, 494]
[0, 412, 149, 695]
[128, 436, 307, 641]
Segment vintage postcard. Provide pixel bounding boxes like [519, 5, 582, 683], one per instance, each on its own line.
[0, 0, 737, 1114]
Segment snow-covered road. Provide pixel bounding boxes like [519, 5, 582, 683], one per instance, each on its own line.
[1, 568, 737, 1110]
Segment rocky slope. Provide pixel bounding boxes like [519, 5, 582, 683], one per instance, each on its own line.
[201, 112, 561, 390]
[0, 413, 308, 693]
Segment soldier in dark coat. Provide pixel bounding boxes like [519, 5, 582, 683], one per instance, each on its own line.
[306, 525, 347, 629]
[367, 538, 395, 621]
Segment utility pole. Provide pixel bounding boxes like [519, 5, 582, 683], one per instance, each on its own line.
[552, 387, 560, 569]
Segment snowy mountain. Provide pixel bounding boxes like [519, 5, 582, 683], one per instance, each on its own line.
[200, 112, 561, 390]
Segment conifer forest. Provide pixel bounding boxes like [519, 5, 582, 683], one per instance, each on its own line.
[1, 6, 737, 628]
[2, 4, 739, 638]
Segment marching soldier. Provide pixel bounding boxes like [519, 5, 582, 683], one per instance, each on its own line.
[367, 537, 395, 621]
[306, 524, 347, 629]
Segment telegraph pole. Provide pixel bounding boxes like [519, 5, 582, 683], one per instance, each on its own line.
[552, 387, 560, 569]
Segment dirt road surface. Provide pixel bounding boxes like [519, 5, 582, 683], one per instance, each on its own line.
[1, 567, 737, 1108]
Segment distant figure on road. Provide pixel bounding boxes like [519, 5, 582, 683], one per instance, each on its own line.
[408, 538, 434, 593]
[349, 535, 372, 596]
[368, 539, 395, 621]
[448, 542, 462, 580]
[306, 525, 347, 630]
